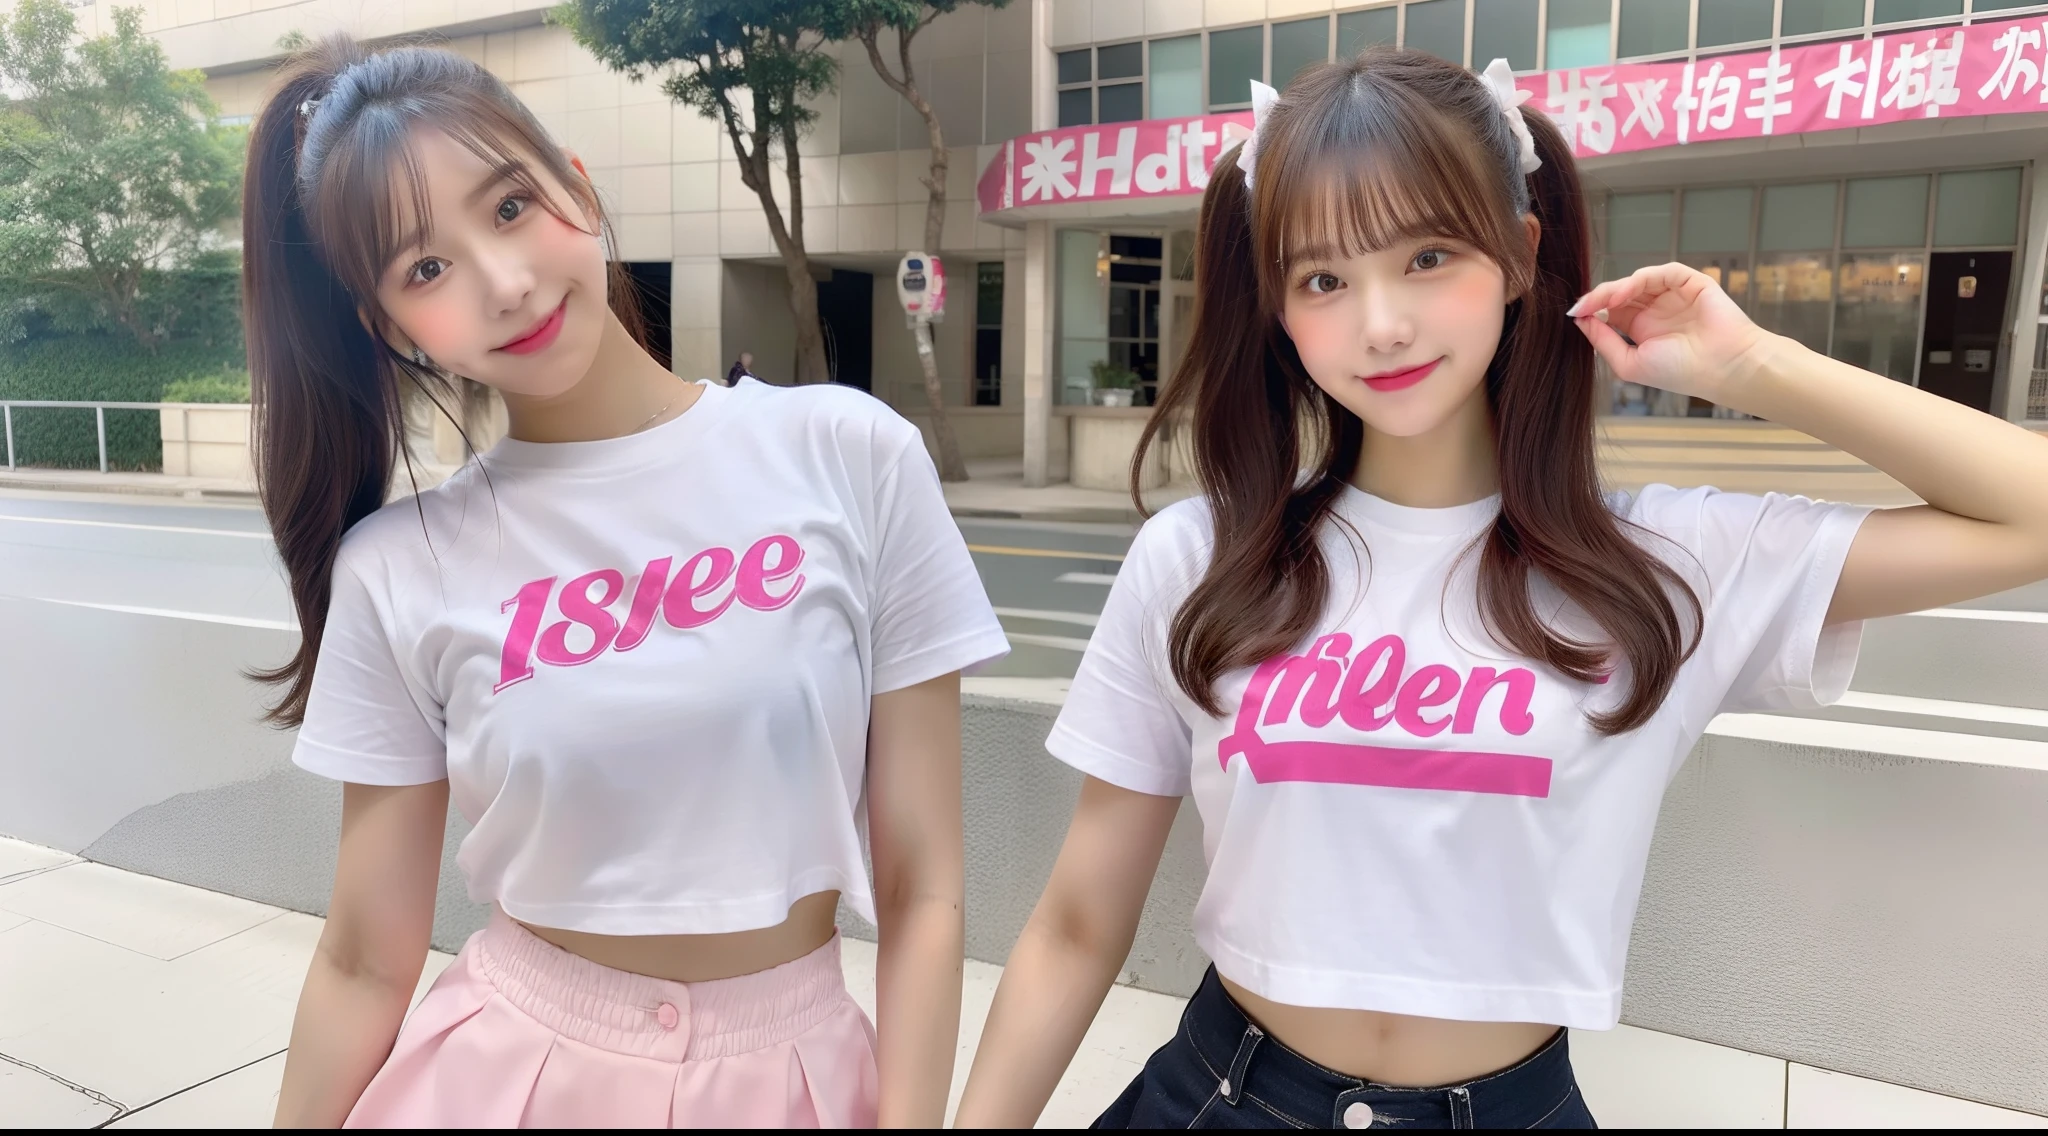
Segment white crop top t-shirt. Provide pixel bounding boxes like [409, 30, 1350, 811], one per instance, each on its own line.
[1050, 484, 1871, 1029]
[292, 380, 1009, 935]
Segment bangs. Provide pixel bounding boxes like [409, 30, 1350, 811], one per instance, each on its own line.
[1273, 153, 1493, 267]
[304, 97, 582, 302]
[1251, 75, 1530, 299]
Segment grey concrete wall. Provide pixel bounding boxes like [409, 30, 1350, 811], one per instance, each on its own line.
[1627, 728, 2048, 1114]
[7, 595, 2048, 1114]
[719, 261, 799, 385]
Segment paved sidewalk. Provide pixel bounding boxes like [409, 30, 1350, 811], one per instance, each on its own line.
[5, 837, 2045, 1127]
[0, 836, 1175, 1128]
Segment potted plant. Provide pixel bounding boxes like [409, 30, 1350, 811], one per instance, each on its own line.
[1089, 359, 1140, 407]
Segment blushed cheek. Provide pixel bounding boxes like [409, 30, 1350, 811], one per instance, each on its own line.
[1435, 273, 1508, 354]
[538, 210, 603, 270]
[403, 303, 474, 358]
[1283, 307, 1350, 375]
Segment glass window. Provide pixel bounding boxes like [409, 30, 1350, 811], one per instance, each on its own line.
[1057, 87, 1091, 127]
[1473, 0, 1538, 72]
[1934, 169, 2023, 247]
[1608, 191, 1674, 254]
[1057, 49, 1091, 86]
[1976, 0, 2042, 11]
[1058, 230, 1107, 405]
[1404, 0, 1467, 65]
[1098, 42, 1143, 81]
[1338, 7, 1399, 57]
[1618, 0, 1689, 57]
[1546, 0, 1612, 69]
[1685, 253, 1752, 306]
[1833, 254, 1925, 383]
[1782, 0, 1865, 36]
[1843, 176, 1930, 248]
[1170, 229, 1197, 282]
[1111, 235, 1163, 259]
[1150, 36, 1203, 118]
[1209, 26, 1264, 108]
[1679, 187, 1754, 253]
[1754, 253, 1835, 354]
[973, 262, 1003, 407]
[1759, 183, 1838, 251]
[1873, 0, 1963, 23]
[1098, 82, 1143, 123]
[1271, 17, 1331, 87]
[1696, 0, 1772, 48]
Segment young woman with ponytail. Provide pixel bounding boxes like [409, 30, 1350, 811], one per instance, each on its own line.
[248, 37, 1006, 1128]
[955, 48, 2048, 1130]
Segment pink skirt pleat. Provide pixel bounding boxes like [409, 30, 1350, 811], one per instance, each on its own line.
[344, 912, 878, 1129]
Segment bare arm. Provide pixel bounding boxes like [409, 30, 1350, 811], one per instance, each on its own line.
[1576, 263, 2048, 625]
[273, 780, 448, 1128]
[865, 672, 966, 1128]
[1728, 341, 2048, 624]
[953, 776, 1181, 1128]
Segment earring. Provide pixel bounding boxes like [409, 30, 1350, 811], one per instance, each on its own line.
[410, 347, 430, 368]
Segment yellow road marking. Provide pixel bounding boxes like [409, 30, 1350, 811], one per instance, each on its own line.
[966, 543, 1126, 563]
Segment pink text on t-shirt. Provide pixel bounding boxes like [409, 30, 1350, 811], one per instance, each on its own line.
[1217, 632, 1554, 798]
[494, 534, 806, 693]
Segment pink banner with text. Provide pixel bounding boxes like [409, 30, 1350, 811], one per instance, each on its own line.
[979, 14, 2048, 215]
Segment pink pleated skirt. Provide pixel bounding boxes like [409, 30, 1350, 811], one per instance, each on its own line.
[344, 912, 879, 1128]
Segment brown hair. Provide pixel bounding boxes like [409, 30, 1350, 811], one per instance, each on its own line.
[1136, 48, 1698, 735]
[243, 36, 644, 726]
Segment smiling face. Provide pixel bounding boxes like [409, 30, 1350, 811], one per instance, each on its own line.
[1279, 232, 1512, 439]
[369, 128, 609, 398]
[1244, 72, 1540, 447]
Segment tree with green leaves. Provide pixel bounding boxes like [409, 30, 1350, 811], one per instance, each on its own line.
[556, 0, 839, 387]
[0, 1, 244, 351]
[831, 0, 1011, 483]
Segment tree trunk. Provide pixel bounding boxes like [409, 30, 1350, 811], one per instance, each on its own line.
[786, 258, 829, 386]
[724, 101, 830, 386]
[912, 321, 968, 479]
[864, 25, 969, 481]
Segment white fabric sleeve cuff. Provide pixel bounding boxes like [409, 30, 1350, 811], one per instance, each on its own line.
[1769, 504, 1874, 711]
[1046, 720, 1191, 798]
[872, 627, 1013, 695]
[292, 737, 448, 787]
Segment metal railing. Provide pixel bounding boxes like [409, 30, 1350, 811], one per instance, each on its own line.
[0, 400, 247, 474]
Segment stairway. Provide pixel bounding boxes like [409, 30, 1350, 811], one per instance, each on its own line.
[1596, 418, 1919, 506]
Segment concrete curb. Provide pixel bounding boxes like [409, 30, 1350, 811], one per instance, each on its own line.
[0, 474, 258, 502]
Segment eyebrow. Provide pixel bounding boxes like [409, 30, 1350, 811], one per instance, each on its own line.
[390, 161, 530, 264]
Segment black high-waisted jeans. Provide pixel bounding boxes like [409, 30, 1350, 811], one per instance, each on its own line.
[1093, 968, 1597, 1129]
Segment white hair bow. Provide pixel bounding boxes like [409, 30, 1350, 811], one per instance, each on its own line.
[1478, 58, 1541, 175]
[1235, 79, 1280, 189]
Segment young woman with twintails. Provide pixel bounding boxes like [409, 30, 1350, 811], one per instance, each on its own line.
[955, 49, 2048, 1129]
[245, 38, 1006, 1128]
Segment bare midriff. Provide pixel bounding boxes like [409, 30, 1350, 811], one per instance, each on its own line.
[1220, 976, 1561, 1088]
[518, 890, 841, 984]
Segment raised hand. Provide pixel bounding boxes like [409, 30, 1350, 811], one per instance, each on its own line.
[1568, 262, 1781, 401]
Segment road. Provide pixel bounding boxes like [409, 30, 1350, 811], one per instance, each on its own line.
[0, 490, 1129, 679]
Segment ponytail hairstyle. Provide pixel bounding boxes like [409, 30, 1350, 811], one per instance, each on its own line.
[1136, 47, 1700, 735]
[244, 36, 645, 726]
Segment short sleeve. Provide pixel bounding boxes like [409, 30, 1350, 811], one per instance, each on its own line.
[1630, 485, 1873, 717]
[1045, 507, 1200, 797]
[292, 555, 448, 785]
[869, 436, 1009, 693]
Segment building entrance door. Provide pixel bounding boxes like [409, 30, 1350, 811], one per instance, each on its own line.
[1921, 251, 2011, 412]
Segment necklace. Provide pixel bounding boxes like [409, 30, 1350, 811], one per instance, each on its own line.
[631, 387, 683, 435]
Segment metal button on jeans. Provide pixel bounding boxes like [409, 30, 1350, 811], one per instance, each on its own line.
[1342, 1101, 1375, 1128]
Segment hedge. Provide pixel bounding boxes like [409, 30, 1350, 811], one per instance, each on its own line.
[0, 337, 245, 470]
